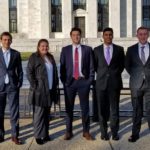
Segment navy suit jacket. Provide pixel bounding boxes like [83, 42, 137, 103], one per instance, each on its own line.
[0, 48, 23, 91]
[60, 45, 95, 86]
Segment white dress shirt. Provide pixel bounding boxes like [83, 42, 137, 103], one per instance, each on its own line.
[72, 44, 84, 77]
[103, 44, 113, 62]
[2, 48, 10, 84]
[138, 42, 149, 62]
[44, 56, 53, 90]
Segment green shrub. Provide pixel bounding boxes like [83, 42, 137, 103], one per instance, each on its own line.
[21, 52, 33, 61]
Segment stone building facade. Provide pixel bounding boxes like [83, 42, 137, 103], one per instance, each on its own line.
[0, 0, 149, 52]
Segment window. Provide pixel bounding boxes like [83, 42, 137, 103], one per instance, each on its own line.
[9, 0, 17, 33]
[51, 0, 62, 32]
[143, 0, 150, 29]
[73, 0, 86, 11]
[98, 0, 109, 32]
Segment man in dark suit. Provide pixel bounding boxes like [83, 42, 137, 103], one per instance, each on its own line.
[60, 27, 94, 140]
[94, 27, 125, 141]
[0, 32, 23, 144]
[125, 26, 150, 142]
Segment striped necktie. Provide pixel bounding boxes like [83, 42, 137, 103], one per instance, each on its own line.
[74, 47, 79, 79]
[141, 46, 146, 64]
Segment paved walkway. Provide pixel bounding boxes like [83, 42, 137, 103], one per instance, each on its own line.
[0, 117, 150, 150]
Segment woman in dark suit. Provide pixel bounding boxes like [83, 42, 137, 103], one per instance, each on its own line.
[27, 39, 58, 145]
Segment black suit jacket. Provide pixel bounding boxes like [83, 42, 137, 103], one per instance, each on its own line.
[94, 44, 125, 90]
[60, 45, 95, 86]
[0, 48, 23, 91]
[27, 52, 59, 107]
[125, 43, 150, 89]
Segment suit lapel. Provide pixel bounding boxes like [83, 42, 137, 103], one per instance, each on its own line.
[69, 45, 73, 74]
[109, 44, 118, 65]
[8, 49, 14, 69]
[134, 43, 145, 66]
[145, 43, 150, 66]
[81, 45, 85, 70]
[0, 48, 7, 68]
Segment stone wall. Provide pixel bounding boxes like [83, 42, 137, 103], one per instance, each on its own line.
[10, 37, 139, 52]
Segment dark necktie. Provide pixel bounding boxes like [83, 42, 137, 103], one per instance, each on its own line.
[74, 47, 79, 79]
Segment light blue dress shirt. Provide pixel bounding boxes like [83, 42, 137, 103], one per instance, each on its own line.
[138, 42, 149, 62]
[44, 56, 53, 90]
[2, 49, 10, 84]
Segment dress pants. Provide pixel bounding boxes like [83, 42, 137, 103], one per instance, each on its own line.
[96, 88, 120, 137]
[33, 105, 50, 139]
[64, 78, 91, 133]
[0, 84, 19, 138]
[131, 84, 150, 136]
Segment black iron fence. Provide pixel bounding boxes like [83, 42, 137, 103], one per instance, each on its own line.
[4, 86, 135, 119]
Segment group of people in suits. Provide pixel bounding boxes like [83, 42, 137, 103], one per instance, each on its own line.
[0, 26, 150, 145]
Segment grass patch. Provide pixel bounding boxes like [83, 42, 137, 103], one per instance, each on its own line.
[21, 52, 33, 61]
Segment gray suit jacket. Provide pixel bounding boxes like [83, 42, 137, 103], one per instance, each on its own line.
[94, 44, 125, 90]
[125, 43, 150, 89]
[0, 48, 23, 91]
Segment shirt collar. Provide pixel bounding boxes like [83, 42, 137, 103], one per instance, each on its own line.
[2, 47, 10, 54]
[138, 42, 149, 48]
[73, 44, 81, 49]
[103, 44, 113, 49]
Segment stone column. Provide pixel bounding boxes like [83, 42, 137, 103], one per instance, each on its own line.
[126, 0, 133, 37]
[0, 0, 9, 33]
[28, 0, 41, 38]
[17, 0, 29, 34]
[86, 0, 97, 38]
[109, 0, 120, 37]
[62, 0, 72, 38]
[40, 0, 50, 38]
[136, 0, 142, 29]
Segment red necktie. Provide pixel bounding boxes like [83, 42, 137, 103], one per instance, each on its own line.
[74, 47, 79, 79]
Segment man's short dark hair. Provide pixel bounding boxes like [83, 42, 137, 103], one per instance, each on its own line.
[137, 26, 149, 33]
[103, 27, 114, 34]
[0, 32, 12, 41]
[70, 27, 82, 35]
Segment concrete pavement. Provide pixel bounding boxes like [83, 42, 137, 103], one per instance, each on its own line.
[0, 117, 150, 150]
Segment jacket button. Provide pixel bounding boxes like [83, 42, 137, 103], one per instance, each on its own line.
[106, 74, 110, 77]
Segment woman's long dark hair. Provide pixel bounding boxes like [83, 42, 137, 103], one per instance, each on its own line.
[37, 39, 53, 62]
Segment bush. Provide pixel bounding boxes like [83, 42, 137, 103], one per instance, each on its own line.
[21, 52, 33, 61]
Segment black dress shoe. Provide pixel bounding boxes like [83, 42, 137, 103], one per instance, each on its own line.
[112, 135, 119, 141]
[0, 137, 4, 143]
[43, 136, 51, 142]
[128, 135, 139, 142]
[101, 134, 109, 141]
[35, 138, 44, 145]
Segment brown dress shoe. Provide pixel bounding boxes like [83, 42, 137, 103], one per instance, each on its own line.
[64, 132, 73, 140]
[11, 137, 23, 145]
[83, 132, 94, 140]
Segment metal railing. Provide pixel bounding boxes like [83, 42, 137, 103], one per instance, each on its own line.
[4, 86, 134, 119]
